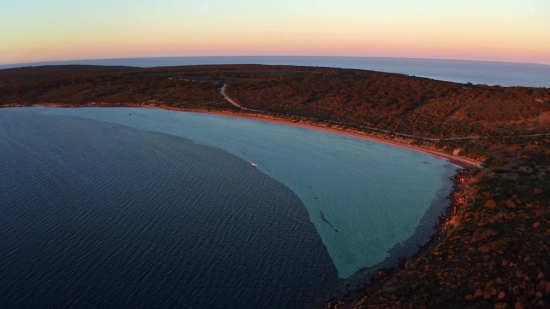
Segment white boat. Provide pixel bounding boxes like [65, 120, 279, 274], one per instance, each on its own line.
[251, 163, 257, 167]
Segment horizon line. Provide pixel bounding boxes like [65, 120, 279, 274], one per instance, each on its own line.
[2, 55, 550, 69]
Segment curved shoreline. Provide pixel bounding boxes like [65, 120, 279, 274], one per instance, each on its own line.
[4, 103, 483, 168]
[142, 106, 482, 169]
[318, 168, 468, 308]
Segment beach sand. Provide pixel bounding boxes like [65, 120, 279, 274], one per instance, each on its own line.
[143, 106, 482, 169]
[12, 102, 482, 168]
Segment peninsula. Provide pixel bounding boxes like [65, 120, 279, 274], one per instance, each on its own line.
[1, 64, 549, 308]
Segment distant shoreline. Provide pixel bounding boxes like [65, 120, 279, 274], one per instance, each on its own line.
[2, 57, 549, 87]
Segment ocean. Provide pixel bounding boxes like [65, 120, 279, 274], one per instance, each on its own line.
[0, 107, 458, 308]
[1, 56, 549, 87]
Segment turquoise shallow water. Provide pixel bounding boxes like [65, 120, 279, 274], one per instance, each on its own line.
[16, 107, 458, 278]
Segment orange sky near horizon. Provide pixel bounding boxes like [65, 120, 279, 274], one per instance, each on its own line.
[2, 0, 550, 65]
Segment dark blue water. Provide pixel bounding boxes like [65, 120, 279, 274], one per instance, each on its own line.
[0, 113, 338, 308]
[1, 56, 549, 87]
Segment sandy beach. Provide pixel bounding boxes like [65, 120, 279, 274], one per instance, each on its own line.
[141, 106, 482, 169]
[11, 102, 482, 168]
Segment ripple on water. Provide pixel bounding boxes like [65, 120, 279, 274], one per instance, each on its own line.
[0, 112, 338, 309]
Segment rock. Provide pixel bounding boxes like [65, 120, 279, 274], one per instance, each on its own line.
[404, 258, 413, 269]
[485, 200, 497, 209]
[453, 148, 463, 156]
[474, 288, 483, 298]
[534, 188, 543, 194]
[484, 288, 497, 299]
[536, 292, 542, 298]
[515, 300, 524, 309]
[498, 291, 506, 300]
[516, 270, 524, 278]
[506, 200, 517, 209]
[533, 222, 540, 228]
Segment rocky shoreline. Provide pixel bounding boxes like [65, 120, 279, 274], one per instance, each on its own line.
[319, 168, 474, 309]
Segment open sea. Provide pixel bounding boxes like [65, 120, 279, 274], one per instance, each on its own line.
[1, 56, 550, 87]
[0, 107, 459, 308]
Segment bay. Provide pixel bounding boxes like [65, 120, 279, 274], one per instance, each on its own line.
[0, 107, 459, 308]
[34, 107, 458, 278]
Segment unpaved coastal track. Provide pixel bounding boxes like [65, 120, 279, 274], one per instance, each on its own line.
[220, 84, 261, 112]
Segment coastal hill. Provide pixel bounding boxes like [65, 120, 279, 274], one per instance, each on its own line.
[0, 65, 138, 84]
[2, 64, 549, 141]
[1, 65, 550, 308]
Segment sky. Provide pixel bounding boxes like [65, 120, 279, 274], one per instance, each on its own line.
[1, 0, 550, 65]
